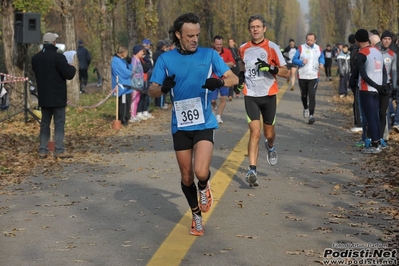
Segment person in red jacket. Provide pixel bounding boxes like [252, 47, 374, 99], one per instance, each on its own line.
[211, 35, 235, 124]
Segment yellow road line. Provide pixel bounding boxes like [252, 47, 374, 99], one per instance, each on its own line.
[147, 82, 288, 266]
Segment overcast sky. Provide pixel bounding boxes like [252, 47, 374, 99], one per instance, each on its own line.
[298, 0, 309, 13]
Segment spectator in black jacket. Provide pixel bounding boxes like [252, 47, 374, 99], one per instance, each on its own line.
[348, 33, 363, 133]
[32, 32, 76, 159]
[153, 40, 168, 109]
[77, 40, 91, 93]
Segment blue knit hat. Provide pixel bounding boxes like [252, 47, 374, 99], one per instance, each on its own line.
[132, 45, 143, 55]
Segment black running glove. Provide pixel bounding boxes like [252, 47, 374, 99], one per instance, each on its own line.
[255, 58, 279, 74]
[201, 78, 225, 91]
[234, 71, 245, 94]
[161, 74, 176, 94]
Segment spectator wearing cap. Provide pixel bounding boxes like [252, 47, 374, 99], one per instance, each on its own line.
[32, 32, 77, 159]
[354, 28, 387, 153]
[142, 38, 154, 66]
[153, 40, 168, 109]
[129, 45, 145, 122]
[76, 40, 91, 93]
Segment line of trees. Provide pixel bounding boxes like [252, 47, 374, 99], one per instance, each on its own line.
[308, 0, 399, 48]
[1, 0, 399, 110]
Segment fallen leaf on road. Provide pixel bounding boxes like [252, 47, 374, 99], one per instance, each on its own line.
[285, 250, 301, 255]
[236, 234, 259, 239]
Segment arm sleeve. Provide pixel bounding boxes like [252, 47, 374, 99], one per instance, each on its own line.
[319, 47, 325, 65]
[292, 49, 303, 66]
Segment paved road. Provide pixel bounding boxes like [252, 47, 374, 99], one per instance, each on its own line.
[1, 79, 396, 266]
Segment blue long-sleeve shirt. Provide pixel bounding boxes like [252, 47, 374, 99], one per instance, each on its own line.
[111, 55, 133, 97]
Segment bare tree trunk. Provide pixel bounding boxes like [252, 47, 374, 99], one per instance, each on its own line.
[126, 0, 136, 51]
[59, 0, 80, 104]
[99, 0, 115, 93]
[1, 1, 25, 111]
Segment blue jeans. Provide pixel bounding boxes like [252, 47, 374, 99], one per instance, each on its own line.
[359, 92, 380, 142]
[39, 107, 66, 155]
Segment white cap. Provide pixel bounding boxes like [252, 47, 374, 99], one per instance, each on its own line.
[43, 32, 59, 43]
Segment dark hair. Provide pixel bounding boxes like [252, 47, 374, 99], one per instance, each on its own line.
[343, 44, 349, 49]
[248, 14, 267, 29]
[370, 29, 379, 36]
[348, 33, 356, 44]
[306, 33, 317, 40]
[289, 39, 295, 42]
[213, 35, 223, 41]
[168, 13, 200, 46]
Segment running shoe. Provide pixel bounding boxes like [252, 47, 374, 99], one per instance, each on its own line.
[355, 139, 365, 147]
[199, 182, 213, 213]
[350, 127, 363, 133]
[245, 168, 258, 187]
[361, 146, 382, 154]
[216, 115, 223, 124]
[265, 140, 278, 166]
[303, 109, 309, 118]
[308, 115, 315, 124]
[190, 213, 204, 236]
[364, 138, 371, 148]
[290, 86, 294, 91]
[129, 116, 139, 123]
[393, 124, 399, 133]
[380, 139, 388, 149]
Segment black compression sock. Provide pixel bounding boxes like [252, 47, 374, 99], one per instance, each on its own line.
[181, 181, 198, 209]
[198, 171, 211, 190]
[192, 206, 201, 217]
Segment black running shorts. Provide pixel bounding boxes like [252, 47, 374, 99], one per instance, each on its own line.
[172, 129, 215, 151]
[244, 95, 276, 125]
[286, 63, 298, 70]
